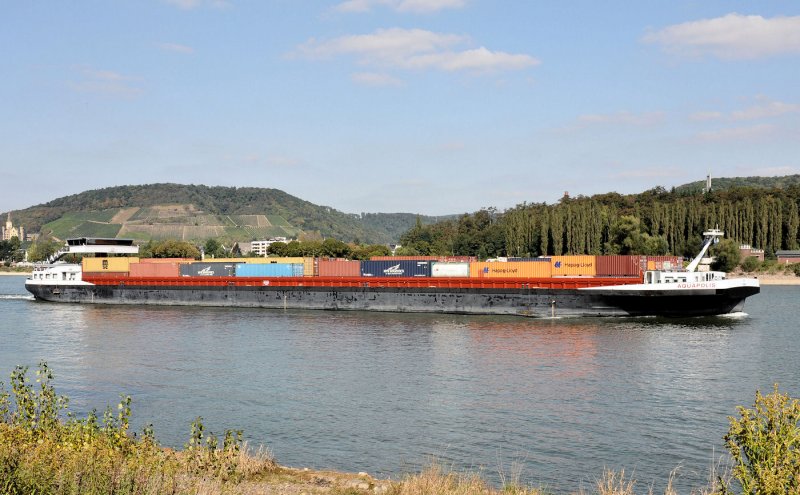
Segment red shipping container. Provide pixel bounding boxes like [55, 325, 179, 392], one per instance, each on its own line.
[130, 262, 181, 278]
[596, 256, 642, 276]
[318, 260, 361, 277]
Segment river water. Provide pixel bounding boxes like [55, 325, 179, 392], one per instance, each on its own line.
[0, 275, 796, 493]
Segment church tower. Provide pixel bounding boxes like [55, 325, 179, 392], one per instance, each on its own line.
[2, 212, 22, 241]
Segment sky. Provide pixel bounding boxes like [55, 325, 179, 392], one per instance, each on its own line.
[2, 1, 799, 216]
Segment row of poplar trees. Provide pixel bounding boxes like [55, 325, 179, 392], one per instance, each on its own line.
[400, 186, 800, 259]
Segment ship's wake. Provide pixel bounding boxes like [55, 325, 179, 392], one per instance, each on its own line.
[719, 311, 748, 319]
[0, 294, 35, 301]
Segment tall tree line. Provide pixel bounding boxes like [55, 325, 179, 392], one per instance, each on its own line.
[400, 186, 800, 258]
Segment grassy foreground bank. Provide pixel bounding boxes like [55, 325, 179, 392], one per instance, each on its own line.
[2, 363, 798, 495]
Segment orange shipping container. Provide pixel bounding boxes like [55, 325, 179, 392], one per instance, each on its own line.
[551, 256, 596, 276]
[129, 262, 181, 278]
[469, 261, 552, 278]
[82, 257, 139, 273]
[318, 260, 361, 277]
[303, 257, 317, 277]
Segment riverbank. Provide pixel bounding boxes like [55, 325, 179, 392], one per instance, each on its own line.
[0, 271, 29, 276]
[728, 272, 800, 285]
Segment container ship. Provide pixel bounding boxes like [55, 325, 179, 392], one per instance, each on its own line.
[25, 230, 759, 318]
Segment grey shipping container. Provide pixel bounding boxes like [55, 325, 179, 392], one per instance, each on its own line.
[180, 262, 237, 277]
[360, 260, 431, 277]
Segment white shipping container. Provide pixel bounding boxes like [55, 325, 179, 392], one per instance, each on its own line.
[431, 262, 470, 278]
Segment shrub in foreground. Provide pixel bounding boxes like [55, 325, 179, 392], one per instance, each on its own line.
[0, 362, 274, 494]
[721, 385, 800, 495]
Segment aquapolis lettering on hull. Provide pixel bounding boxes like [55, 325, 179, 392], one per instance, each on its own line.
[677, 282, 716, 289]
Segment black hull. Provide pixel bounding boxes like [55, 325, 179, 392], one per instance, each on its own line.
[26, 283, 759, 318]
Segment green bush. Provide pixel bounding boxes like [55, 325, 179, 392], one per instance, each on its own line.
[722, 385, 800, 495]
[740, 256, 761, 273]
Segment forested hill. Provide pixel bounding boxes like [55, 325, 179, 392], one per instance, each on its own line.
[676, 175, 800, 193]
[8, 184, 448, 244]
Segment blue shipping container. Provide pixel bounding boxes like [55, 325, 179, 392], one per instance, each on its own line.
[235, 263, 304, 277]
[360, 260, 431, 277]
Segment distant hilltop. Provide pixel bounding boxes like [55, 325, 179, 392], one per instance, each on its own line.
[6, 184, 451, 245]
[675, 174, 800, 193]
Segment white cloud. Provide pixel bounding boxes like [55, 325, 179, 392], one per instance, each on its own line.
[351, 72, 404, 87]
[293, 28, 539, 75]
[68, 67, 143, 98]
[295, 28, 464, 63]
[642, 13, 800, 60]
[157, 42, 195, 54]
[335, 0, 466, 14]
[695, 124, 774, 142]
[405, 46, 538, 72]
[691, 97, 800, 123]
[731, 97, 800, 120]
[576, 111, 665, 127]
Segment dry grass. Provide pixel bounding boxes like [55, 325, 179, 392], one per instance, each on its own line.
[386, 463, 544, 495]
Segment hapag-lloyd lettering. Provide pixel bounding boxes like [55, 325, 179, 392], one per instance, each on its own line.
[490, 268, 520, 274]
[561, 263, 593, 268]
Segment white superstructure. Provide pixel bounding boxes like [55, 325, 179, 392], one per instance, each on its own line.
[27, 237, 140, 287]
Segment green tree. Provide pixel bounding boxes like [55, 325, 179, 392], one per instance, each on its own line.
[639, 233, 669, 255]
[284, 240, 303, 257]
[321, 238, 350, 258]
[151, 240, 200, 259]
[606, 216, 642, 254]
[203, 238, 225, 258]
[26, 238, 63, 262]
[710, 239, 741, 272]
[0, 239, 14, 262]
[350, 244, 391, 260]
[0, 236, 23, 263]
[267, 242, 288, 257]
